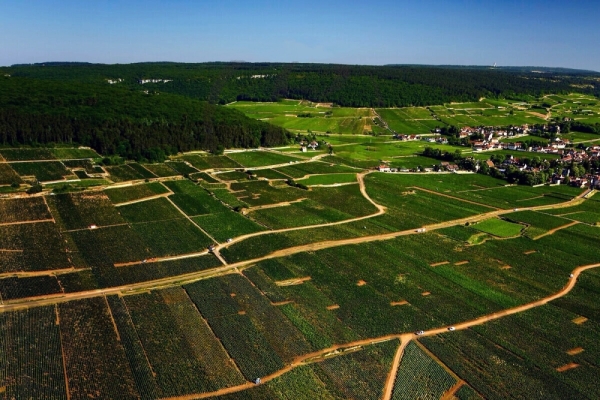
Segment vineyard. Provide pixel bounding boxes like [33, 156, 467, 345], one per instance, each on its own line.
[58, 297, 140, 399]
[104, 181, 169, 204]
[0, 196, 51, 223]
[0, 137, 599, 399]
[392, 341, 457, 399]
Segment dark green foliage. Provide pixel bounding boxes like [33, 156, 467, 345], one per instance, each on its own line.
[122, 289, 245, 397]
[0, 276, 63, 300]
[0, 163, 23, 185]
[117, 197, 182, 223]
[130, 219, 212, 257]
[192, 211, 266, 242]
[185, 276, 289, 380]
[5, 62, 598, 107]
[392, 342, 456, 399]
[106, 164, 148, 182]
[0, 196, 51, 223]
[11, 161, 70, 181]
[104, 182, 169, 204]
[163, 179, 229, 215]
[0, 222, 70, 273]
[47, 192, 126, 230]
[59, 297, 140, 399]
[0, 76, 292, 158]
[0, 306, 66, 399]
[312, 340, 397, 399]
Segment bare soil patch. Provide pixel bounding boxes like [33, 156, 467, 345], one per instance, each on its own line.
[271, 300, 293, 306]
[430, 261, 449, 267]
[326, 304, 339, 310]
[572, 316, 588, 324]
[524, 250, 537, 255]
[501, 265, 512, 270]
[357, 280, 367, 286]
[556, 363, 579, 372]
[421, 291, 431, 296]
[275, 276, 312, 287]
[390, 300, 409, 306]
[566, 347, 584, 355]
[237, 311, 246, 315]
[454, 260, 469, 266]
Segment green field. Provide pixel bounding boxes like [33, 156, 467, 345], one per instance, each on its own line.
[228, 101, 371, 134]
[226, 151, 302, 167]
[471, 218, 524, 237]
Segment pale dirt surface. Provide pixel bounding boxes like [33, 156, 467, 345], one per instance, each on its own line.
[566, 347, 584, 355]
[112, 192, 171, 207]
[532, 221, 580, 240]
[0, 218, 55, 227]
[556, 363, 579, 372]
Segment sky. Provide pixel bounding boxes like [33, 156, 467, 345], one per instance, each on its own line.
[1, 0, 598, 71]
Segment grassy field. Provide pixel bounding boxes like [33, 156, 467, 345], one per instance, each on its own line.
[471, 218, 524, 237]
[226, 151, 302, 168]
[228, 100, 372, 134]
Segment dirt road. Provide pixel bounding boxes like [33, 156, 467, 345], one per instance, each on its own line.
[160, 262, 600, 400]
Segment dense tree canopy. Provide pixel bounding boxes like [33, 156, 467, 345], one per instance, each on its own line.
[1, 62, 598, 159]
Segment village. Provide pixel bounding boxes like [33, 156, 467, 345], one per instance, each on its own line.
[381, 124, 600, 190]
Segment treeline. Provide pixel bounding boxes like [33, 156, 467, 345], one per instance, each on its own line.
[4, 62, 599, 107]
[0, 77, 291, 160]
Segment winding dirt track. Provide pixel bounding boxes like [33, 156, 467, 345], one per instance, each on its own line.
[1, 167, 596, 399]
[161, 262, 600, 400]
[0, 174, 590, 312]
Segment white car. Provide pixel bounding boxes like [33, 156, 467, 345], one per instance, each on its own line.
[415, 330, 424, 336]
[448, 326, 455, 331]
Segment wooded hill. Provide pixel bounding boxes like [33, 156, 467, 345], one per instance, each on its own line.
[0, 76, 291, 161]
[1, 62, 598, 159]
[4, 62, 599, 107]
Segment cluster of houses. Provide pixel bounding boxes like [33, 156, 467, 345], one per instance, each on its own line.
[137, 79, 172, 84]
[106, 78, 123, 84]
[300, 140, 320, 152]
[375, 137, 600, 189]
[471, 138, 572, 153]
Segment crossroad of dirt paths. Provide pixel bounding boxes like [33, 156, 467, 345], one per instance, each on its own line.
[1, 166, 596, 399]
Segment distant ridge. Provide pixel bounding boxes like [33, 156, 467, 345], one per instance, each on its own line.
[383, 64, 600, 75]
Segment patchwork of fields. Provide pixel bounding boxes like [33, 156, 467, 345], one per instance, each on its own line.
[0, 103, 599, 400]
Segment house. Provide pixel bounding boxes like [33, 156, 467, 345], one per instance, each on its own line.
[308, 141, 319, 150]
[300, 146, 307, 152]
[377, 165, 391, 172]
[486, 160, 495, 169]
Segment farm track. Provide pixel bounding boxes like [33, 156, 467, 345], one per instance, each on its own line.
[0, 218, 55, 227]
[532, 220, 580, 240]
[3, 159, 597, 398]
[0, 267, 90, 279]
[411, 186, 501, 210]
[112, 192, 171, 207]
[0, 174, 589, 311]
[159, 262, 600, 400]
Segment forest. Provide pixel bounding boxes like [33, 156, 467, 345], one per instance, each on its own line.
[0, 76, 291, 161]
[1, 62, 599, 159]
